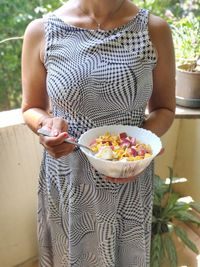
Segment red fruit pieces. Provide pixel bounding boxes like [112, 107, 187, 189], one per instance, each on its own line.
[119, 132, 127, 139]
[130, 147, 138, 157]
[130, 137, 136, 146]
[121, 140, 131, 148]
[138, 147, 146, 156]
[102, 140, 112, 146]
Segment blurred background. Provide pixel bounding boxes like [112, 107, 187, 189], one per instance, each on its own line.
[0, 1, 200, 266]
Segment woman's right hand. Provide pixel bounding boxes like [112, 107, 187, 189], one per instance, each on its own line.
[38, 116, 75, 158]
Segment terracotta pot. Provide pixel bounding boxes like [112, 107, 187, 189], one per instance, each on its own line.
[176, 64, 200, 108]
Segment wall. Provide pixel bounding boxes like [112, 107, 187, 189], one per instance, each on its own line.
[0, 123, 42, 267]
[173, 119, 200, 202]
[155, 119, 180, 178]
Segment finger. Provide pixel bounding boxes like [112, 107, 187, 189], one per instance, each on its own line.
[43, 140, 75, 158]
[51, 118, 68, 136]
[40, 132, 69, 147]
[47, 140, 75, 152]
[103, 175, 138, 183]
[48, 146, 75, 158]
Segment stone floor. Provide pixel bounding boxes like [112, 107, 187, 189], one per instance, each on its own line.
[30, 262, 38, 267]
[17, 259, 38, 267]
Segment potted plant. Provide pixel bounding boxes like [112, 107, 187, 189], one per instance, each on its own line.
[151, 168, 200, 267]
[170, 15, 200, 108]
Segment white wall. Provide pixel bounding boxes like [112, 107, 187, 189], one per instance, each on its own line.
[0, 124, 42, 267]
[155, 119, 180, 178]
[173, 119, 200, 202]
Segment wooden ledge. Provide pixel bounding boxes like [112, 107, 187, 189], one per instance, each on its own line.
[0, 106, 200, 129]
[175, 105, 200, 119]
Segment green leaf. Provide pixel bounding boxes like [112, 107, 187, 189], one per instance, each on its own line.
[161, 193, 181, 218]
[172, 202, 190, 212]
[153, 174, 169, 202]
[175, 211, 200, 225]
[163, 234, 178, 267]
[175, 226, 199, 254]
[150, 234, 163, 267]
[163, 202, 190, 218]
[151, 215, 157, 223]
[167, 167, 174, 194]
[190, 202, 200, 213]
[166, 193, 180, 207]
[152, 205, 164, 218]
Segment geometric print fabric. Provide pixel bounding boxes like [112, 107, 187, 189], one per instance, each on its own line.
[39, 8, 157, 267]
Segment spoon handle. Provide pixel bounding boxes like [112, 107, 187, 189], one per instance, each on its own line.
[37, 128, 91, 151]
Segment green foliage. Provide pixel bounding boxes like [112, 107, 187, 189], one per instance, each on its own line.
[170, 15, 200, 63]
[163, 234, 177, 267]
[134, 0, 200, 66]
[0, 0, 63, 111]
[150, 234, 163, 267]
[151, 170, 200, 267]
[175, 226, 199, 254]
[0, 0, 199, 111]
[133, 0, 200, 18]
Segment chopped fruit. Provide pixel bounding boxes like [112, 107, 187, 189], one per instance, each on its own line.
[138, 147, 146, 156]
[89, 132, 152, 161]
[119, 132, 127, 139]
[130, 147, 138, 157]
[121, 140, 131, 148]
[130, 137, 136, 146]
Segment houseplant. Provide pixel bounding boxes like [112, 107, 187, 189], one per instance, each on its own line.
[151, 168, 200, 267]
[170, 15, 200, 108]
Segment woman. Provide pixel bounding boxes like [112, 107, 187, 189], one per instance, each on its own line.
[21, 0, 175, 266]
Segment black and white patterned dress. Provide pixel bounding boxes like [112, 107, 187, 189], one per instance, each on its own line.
[38, 9, 157, 267]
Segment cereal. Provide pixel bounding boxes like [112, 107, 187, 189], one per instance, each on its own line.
[89, 132, 152, 161]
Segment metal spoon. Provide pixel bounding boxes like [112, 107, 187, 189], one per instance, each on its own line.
[37, 128, 93, 152]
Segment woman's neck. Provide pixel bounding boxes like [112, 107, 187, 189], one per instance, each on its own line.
[77, 0, 127, 19]
[60, 0, 138, 31]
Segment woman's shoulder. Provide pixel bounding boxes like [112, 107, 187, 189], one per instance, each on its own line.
[22, 18, 46, 63]
[148, 13, 171, 36]
[148, 13, 173, 47]
[23, 18, 45, 43]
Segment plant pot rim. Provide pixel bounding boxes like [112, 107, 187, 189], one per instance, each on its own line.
[177, 64, 200, 75]
[176, 96, 200, 108]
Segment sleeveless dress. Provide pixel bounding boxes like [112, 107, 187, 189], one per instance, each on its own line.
[39, 9, 157, 267]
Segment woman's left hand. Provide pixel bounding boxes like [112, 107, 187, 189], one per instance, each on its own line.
[103, 175, 140, 183]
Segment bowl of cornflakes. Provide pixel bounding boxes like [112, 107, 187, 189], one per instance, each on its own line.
[78, 125, 162, 178]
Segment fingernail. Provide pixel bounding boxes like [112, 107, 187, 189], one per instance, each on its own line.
[53, 130, 59, 136]
[43, 126, 51, 131]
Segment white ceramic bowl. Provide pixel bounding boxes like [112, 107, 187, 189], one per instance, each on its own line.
[78, 125, 162, 178]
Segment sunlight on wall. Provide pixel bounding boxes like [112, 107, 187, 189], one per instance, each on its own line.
[197, 255, 200, 267]
[173, 119, 200, 202]
[155, 119, 180, 178]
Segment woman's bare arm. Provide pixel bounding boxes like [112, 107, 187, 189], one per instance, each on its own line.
[21, 18, 52, 133]
[143, 15, 176, 137]
[21, 19, 75, 157]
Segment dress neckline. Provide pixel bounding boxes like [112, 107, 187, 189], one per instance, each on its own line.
[51, 8, 144, 33]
